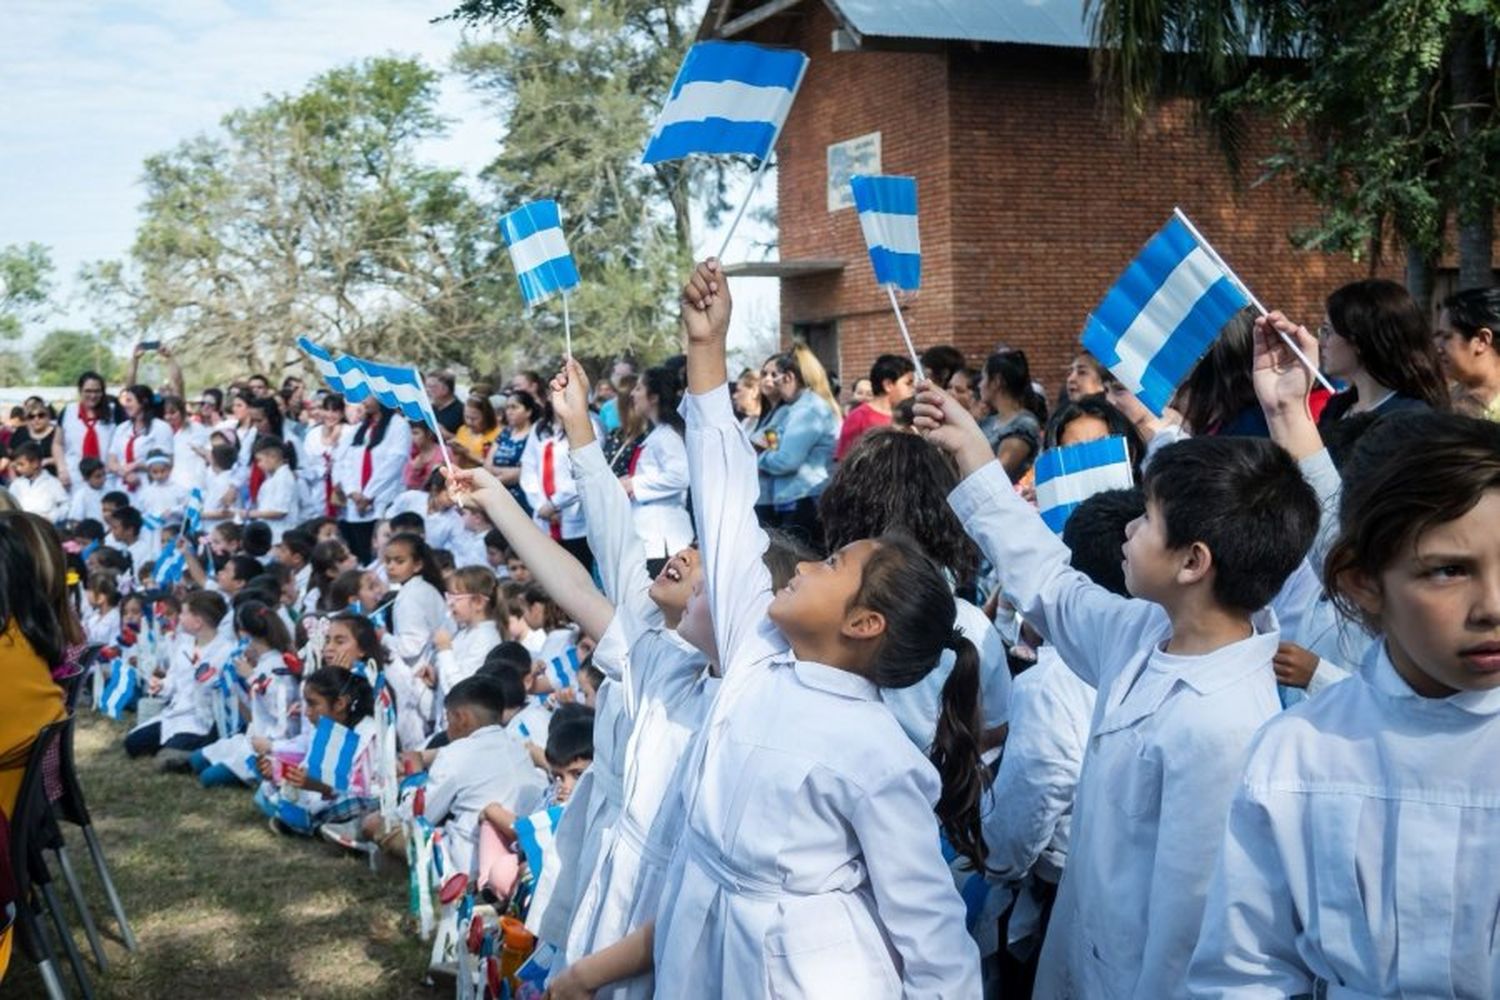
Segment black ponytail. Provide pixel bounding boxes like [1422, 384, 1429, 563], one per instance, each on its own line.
[929, 631, 989, 873]
[303, 665, 374, 725]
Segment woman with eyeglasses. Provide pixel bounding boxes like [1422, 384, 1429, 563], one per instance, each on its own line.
[56, 370, 118, 490]
[6, 398, 61, 479]
[1315, 279, 1449, 429]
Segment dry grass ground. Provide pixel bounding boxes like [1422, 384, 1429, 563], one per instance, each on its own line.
[6, 714, 434, 999]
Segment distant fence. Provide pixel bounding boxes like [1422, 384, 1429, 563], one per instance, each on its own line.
[0, 386, 78, 410]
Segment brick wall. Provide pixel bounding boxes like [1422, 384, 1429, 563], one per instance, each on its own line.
[760, 5, 1402, 398]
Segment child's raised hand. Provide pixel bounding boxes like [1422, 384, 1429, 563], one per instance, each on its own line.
[679, 258, 732, 343]
[1252, 311, 1319, 415]
[913, 381, 994, 475]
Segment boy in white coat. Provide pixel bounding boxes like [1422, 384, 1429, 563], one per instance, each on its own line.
[917, 381, 1321, 1000]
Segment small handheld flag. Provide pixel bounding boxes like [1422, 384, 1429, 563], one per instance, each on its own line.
[184, 486, 203, 538]
[304, 715, 363, 792]
[1033, 437, 1135, 534]
[297, 337, 455, 477]
[644, 40, 808, 259]
[545, 647, 580, 693]
[850, 174, 924, 377]
[515, 805, 566, 934]
[499, 200, 581, 358]
[155, 545, 187, 587]
[100, 659, 137, 720]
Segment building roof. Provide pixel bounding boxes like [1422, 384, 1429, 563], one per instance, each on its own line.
[827, 0, 1088, 48]
[705, 0, 1091, 49]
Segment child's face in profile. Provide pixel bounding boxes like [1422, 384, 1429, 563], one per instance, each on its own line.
[550, 756, 590, 804]
[523, 601, 546, 630]
[357, 572, 386, 611]
[1120, 497, 1182, 605]
[444, 705, 482, 740]
[486, 547, 504, 569]
[302, 686, 334, 725]
[86, 468, 107, 489]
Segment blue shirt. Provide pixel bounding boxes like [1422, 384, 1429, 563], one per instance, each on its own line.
[756, 390, 837, 506]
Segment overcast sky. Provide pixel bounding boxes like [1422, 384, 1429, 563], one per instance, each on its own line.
[0, 0, 776, 360]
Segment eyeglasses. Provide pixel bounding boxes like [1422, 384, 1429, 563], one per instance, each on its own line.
[26, 411, 48, 419]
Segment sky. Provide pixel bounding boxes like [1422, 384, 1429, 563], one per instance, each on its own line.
[0, 0, 778, 364]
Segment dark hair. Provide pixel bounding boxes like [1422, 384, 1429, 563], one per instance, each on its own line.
[123, 383, 159, 425]
[101, 490, 129, 509]
[1178, 308, 1260, 435]
[919, 345, 966, 389]
[545, 703, 595, 766]
[1143, 437, 1318, 612]
[183, 590, 229, 627]
[984, 350, 1048, 424]
[9, 441, 43, 464]
[200, 387, 224, 411]
[1441, 285, 1500, 339]
[869, 354, 916, 398]
[1325, 279, 1449, 410]
[1325, 412, 1500, 631]
[429, 371, 456, 393]
[819, 429, 979, 582]
[1045, 394, 1145, 474]
[310, 539, 351, 597]
[251, 434, 288, 467]
[851, 532, 987, 871]
[384, 532, 445, 591]
[79, 457, 105, 479]
[445, 674, 511, 720]
[226, 554, 264, 584]
[761, 530, 819, 589]
[212, 521, 243, 545]
[326, 569, 365, 613]
[484, 529, 508, 553]
[279, 529, 315, 565]
[209, 443, 237, 471]
[160, 394, 185, 418]
[233, 599, 291, 652]
[479, 640, 533, 680]
[465, 395, 499, 434]
[767, 351, 805, 388]
[642, 364, 686, 435]
[303, 666, 374, 725]
[0, 513, 70, 666]
[1062, 489, 1145, 597]
[326, 611, 390, 668]
[389, 511, 426, 535]
[112, 506, 143, 535]
[505, 389, 543, 427]
[242, 521, 272, 558]
[92, 549, 130, 577]
[352, 404, 395, 449]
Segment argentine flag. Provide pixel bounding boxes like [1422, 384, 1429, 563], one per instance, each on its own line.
[100, 659, 137, 720]
[184, 486, 203, 537]
[304, 715, 363, 792]
[155, 545, 188, 587]
[498, 200, 580, 307]
[546, 647, 580, 693]
[643, 40, 808, 164]
[850, 175, 920, 291]
[297, 338, 441, 435]
[1082, 215, 1251, 415]
[1033, 437, 1135, 534]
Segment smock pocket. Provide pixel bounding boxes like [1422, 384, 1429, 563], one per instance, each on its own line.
[763, 897, 900, 1000]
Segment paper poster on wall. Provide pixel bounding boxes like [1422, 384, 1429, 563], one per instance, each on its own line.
[827, 132, 881, 212]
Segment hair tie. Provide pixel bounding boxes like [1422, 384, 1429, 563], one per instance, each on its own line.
[946, 628, 965, 651]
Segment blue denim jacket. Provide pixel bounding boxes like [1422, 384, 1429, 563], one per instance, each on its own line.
[756, 390, 837, 506]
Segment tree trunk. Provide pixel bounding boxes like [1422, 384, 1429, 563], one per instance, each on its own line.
[1406, 243, 1434, 316]
[1449, 13, 1494, 290]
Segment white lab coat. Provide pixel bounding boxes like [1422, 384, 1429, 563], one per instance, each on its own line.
[198, 648, 301, 782]
[387, 577, 449, 747]
[520, 426, 586, 540]
[154, 633, 232, 743]
[171, 421, 211, 491]
[106, 418, 173, 488]
[59, 403, 115, 486]
[948, 459, 1283, 1000]
[336, 416, 411, 522]
[11, 472, 69, 522]
[66, 482, 104, 523]
[1189, 644, 1500, 998]
[651, 384, 980, 998]
[430, 620, 501, 725]
[628, 424, 694, 561]
[252, 464, 296, 543]
[422, 723, 548, 879]
[300, 422, 347, 518]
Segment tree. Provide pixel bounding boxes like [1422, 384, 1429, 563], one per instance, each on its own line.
[1087, 0, 1500, 304]
[82, 57, 506, 381]
[0, 350, 28, 384]
[453, 0, 739, 363]
[32, 329, 121, 386]
[0, 242, 54, 341]
[435, 0, 562, 30]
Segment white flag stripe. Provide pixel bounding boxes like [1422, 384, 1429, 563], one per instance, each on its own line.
[857, 210, 921, 256]
[1036, 462, 1134, 511]
[507, 227, 572, 276]
[1109, 245, 1223, 393]
[652, 79, 796, 132]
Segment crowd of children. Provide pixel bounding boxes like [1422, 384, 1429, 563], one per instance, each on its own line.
[2, 268, 1498, 999]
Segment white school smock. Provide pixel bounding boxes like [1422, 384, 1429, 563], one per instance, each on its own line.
[106, 418, 173, 485]
[59, 402, 115, 485]
[948, 459, 1283, 1000]
[424, 723, 547, 878]
[301, 422, 347, 517]
[11, 473, 69, 522]
[423, 506, 463, 556]
[628, 424, 694, 561]
[336, 417, 411, 523]
[253, 464, 296, 543]
[1188, 644, 1500, 998]
[171, 421, 210, 491]
[431, 620, 501, 723]
[520, 426, 586, 540]
[386, 577, 449, 745]
[86, 607, 120, 646]
[198, 649, 301, 782]
[652, 384, 980, 998]
[137, 478, 189, 523]
[155, 633, 232, 743]
[66, 483, 104, 523]
[202, 467, 243, 516]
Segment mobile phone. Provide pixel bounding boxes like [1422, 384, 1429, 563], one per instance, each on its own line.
[139, 340, 161, 352]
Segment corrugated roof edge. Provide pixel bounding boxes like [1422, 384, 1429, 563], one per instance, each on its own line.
[825, 0, 1089, 49]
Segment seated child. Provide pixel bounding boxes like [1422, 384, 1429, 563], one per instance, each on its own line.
[9, 441, 68, 521]
[127, 590, 232, 761]
[257, 667, 378, 836]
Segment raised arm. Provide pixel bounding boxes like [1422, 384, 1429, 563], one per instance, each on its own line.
[680, 259, 783, 673]
[915, 384, 1159, 689]
[447, 465, 614, 643]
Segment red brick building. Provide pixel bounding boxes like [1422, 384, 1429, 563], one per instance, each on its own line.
[701, 0, 1401, 396]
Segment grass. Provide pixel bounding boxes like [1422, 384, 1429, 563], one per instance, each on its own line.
[7, 714, 433, 999]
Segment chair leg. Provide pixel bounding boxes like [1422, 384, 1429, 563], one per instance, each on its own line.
[35, 958, 69, 1000]
[19, 902, 70, 1000]
[55, 844, 110, 970]
[40, 879, 96, 1000]
[82, 822, 138, 950]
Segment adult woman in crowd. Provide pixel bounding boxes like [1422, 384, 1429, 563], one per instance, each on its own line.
[106, 383, 172, 492]
[1063, 351, 1107, 402]
[980, 350, 1047, 481]
[489, 389, 540, 514]
[247, 396, 305, 511]
[605, 372, 645, 477]
[755, 349, 837, 546]
[337, 398, 411, 563]
[55, 370, 116, 489]
[162, 394, 211, 490]
[946, 368, 986, 422]
[404, 421, 445, 491]
[227, 387, 258, 469]
[453, 396, 501, 467]
[197, 387, 229, 433]
[792, 341, 843, 423]
[731, 368, 763, 433]
[520, 395, 591, 570]
[1316, 278, 1449, 428]
[6, 398, 61, 479]
[622, 364, 693, 572]
[1436, 285, 1500, 421]
[302, 392, 349, 519]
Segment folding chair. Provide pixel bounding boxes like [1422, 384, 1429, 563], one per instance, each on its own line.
[10, 720, 92, 1000]
[41, 715, 109, 970]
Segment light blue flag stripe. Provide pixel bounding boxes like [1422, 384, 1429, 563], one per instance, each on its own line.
[101, 659, 136, 719]
[514, 805, 566, 880]
[865, 246, 921, 292]
[296, 338, 439, 433]
[1081, 216, 1250, 415]
[498, 200, 580, 306]
[850, 175, 920, 291]
[1033, 436, 1134, 535]
[643, 41, 806, 164]
[305, 715, 360, 791]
